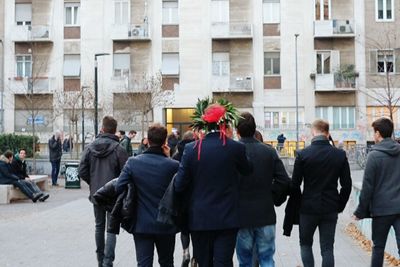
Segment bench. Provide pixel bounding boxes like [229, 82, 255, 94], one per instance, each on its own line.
[0, 175, 49, 204]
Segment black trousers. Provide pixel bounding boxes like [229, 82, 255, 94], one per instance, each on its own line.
[371, 214, 400, 267]
[133, 233, 176, 267]
[191, 229, 238, 267]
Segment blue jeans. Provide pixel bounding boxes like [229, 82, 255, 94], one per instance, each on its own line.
[236, 225, 276, 267]
[299, 213, 338, 267]
[93, 204, 117, 267]
[50, 160, 60, 185]
[371, 214, 400, 267]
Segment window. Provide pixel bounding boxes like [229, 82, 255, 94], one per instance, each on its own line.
[211, 0, 229, 23]
[63, 55, 81, 77]
[114, 0, 129, 24]
[265, 110, 304, 129]
[163, 1, 179, 25]
[315, 0, 330, 20]
[16, 55, 32, 77]
[113, 54, 130, 77]
[376, 0, 393, 21]
[315, 106, 355, 129]
[212, 53, 229, 76]
[15, 4, 32, 25]
[65, 3, 80, 26]
[367, 106, 399, 126]
[264, 52, 280, 75]
[377, 50, 394, 73]
[316, 51, 331, 74]
[263, 0, 280, 24]
[162, 53, 179, 75]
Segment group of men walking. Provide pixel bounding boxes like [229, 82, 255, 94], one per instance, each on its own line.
[75, 97, 400, 267]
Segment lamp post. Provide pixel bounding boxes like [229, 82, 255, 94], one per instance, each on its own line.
[295, 34, 300, 151]
[81, 86, 89, 151]
[94, 53, 109, 136]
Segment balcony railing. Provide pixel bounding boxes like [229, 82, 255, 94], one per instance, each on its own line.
[314, 20, 355, 38]
[212, 75, 253, 92]
[211, 22, 253, 39]
[9, 77, 54, 94]
[111, 24, 151, 41]
[314, 73, 356, 91]
[11, 25, 52, 42]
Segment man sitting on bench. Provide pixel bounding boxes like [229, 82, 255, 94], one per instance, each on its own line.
[0, 151, 44, 203]
[11, 149, 49, 202]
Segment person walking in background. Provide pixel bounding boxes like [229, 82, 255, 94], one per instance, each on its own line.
[172, 130, 195, 266]
[354, 118, 400, 267]
[276, 133, 286, 152]
[117, 123, 179, 267]
[63, 135, 73, 153]
[291, 119, 352, 267]
[174, 99, 252, 267]
[48, 130, 62, 186]
[137, 137, 149, 155]
[0, 151, 43, 202]
[11, 148, 49, 201]
[167, 128, 179, 157]
[78, 116, 129, 267]
[236, 112, 290, 267]
[119, 130, 134, 157]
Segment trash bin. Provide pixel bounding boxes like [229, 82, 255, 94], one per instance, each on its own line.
[64, 162, 81, 189]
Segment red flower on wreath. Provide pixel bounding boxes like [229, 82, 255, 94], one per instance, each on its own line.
[202, 104, 226, 123]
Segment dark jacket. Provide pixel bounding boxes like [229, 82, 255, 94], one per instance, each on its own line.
[120, 136, 132, 157]
[48, 136, 62, 162]
[354, 138, 400, 219]
[0, 157, 20, 184]
[116, 147, 179, 234]
[239, 137, 291, 228]
[92, 178, 136, 234]
[78, 133, 129, 199]
[174, 132, 252, 231]
[291, 136, 352, 215]
[283, 186, 302, 236]
[11, 154, 28, 180]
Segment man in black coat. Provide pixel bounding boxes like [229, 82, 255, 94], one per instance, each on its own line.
[116, 123, 179, 267]
[11, 148, 49, 201]
[78, 116, 128, 267]
[174, 101, 252, 267]
[292, 119, 352, 267]
[0, 151, 42, 202]
[48, 130, 62, 186]
[235, 113, 290, 266]
[354, 118, 400, 267]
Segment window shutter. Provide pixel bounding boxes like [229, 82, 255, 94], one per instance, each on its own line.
[63, 55, 81, 77]
[15, 4, 32, 23]
[162, 53, 179, 75]
[331, 50, 340, 72]
[114, 54, 130, 70]
[369, 50, 377, 74]
[395, 48, 400, 73]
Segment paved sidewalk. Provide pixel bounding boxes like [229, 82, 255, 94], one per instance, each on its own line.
[0, 175, 386, 267]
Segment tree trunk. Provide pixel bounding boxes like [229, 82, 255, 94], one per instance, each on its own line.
[31, 110, 37, 174]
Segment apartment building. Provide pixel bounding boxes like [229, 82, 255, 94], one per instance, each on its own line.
[0, 0, 4, 133]
[1, 0, 398, 147]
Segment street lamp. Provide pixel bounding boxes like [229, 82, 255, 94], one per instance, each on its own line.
[94, 53, 110, 136]
[295, 34, 300, 151]
[81, 86, 89, 151]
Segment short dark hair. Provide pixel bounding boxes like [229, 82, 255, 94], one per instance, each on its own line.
[19, 148, 26, 153]
[147, 123, 168, 147]
[372, 117, 393, 138]
[102, 116, 118, 134]
[237, 112, 256, 138]
[4, 150, 13, 159]
[312, 119, 329, 133]
[119, 130, 125, 135]
[254, 130, 264, 142]
[129, 130, 137, 135]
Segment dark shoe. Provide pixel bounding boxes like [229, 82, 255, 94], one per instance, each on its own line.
[39, 193, 50, 202]
[32, 193, 43, 203]
[52, 183, 60, 187]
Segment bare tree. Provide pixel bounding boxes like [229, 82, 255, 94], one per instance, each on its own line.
[114, 72, 174, 137]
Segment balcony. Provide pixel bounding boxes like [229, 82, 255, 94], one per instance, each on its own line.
[111, 24, 151, 41]
[314, 20, 355, 38]
[211, 75, 253, 92]
[11, 25, 52, 43]
[211, 22, 253, 40]
[9, 77, 54, 94]
[313, 73, 356, 91]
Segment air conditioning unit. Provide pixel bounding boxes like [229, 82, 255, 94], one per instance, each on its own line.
[129, 25, 145, 37]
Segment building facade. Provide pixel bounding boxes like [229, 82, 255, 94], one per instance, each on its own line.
[1, 0, 399, 148]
